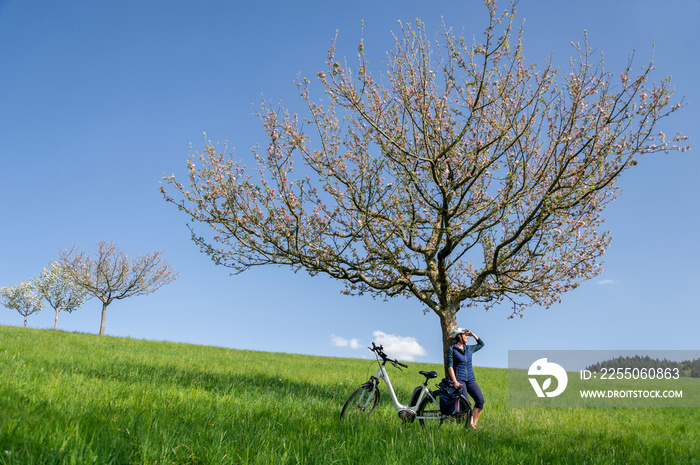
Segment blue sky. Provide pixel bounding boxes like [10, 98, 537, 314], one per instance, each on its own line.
[1, 0, 697, 369]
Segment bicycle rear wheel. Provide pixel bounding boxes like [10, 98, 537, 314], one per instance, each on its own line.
[417, 391, 472, 429]
[340, 385, 380, 420]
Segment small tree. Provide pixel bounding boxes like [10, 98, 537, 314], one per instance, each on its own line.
[1, 282, 43, 328]
[59, 241, 178, 335]
[35, 261, 88, 330]
[162, 1, 688, 364]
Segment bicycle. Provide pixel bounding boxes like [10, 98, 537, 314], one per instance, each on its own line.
[340, 342, 472, 429]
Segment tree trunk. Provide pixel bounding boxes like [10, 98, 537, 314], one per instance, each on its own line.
[54, 309, 59, 330]
[439, 305, 459, 377]
[23, 316, 27, 328]
[99, 302, 108, 336]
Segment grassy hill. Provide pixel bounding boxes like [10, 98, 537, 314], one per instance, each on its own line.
[1, 325, 698, 464]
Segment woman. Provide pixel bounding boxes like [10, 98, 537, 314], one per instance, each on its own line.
[446, 327, 485, 429]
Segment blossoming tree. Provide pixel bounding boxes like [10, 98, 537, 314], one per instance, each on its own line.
[162, 1, 688, 362]
[1, 282, 43, 328]
[35, 261, 88, 330]
[59, 242, 178, 336]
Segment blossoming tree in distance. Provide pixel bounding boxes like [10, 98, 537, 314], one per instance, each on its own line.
[1, 282, 43, 328]
[60, 242, 178, 336]
[35, 261, 88, 330]
[162, 1, 688, 364]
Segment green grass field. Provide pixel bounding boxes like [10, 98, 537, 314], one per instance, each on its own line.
[1, 325, 698, 464]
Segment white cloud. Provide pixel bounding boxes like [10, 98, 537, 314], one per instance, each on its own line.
[372, 330, 427, 362]
[331, 335, 363, 350]
[597, 279, 615, 285]
[332, 332, 426, 361]
[331, 335, 349, 347]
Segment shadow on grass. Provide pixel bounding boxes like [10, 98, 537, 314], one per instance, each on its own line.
[44, 356, 342, 404]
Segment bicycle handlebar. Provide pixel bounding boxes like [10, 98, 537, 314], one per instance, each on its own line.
[369, 342, 408, 368]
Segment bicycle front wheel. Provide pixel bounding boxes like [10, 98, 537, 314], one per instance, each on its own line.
[417, 391, 472, 429]
[340, 385, 380, 420]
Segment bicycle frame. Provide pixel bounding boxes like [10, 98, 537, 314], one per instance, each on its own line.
[366, 360, 438, 419]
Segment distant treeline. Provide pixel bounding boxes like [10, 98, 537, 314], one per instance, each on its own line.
[585, 355, 700, 378]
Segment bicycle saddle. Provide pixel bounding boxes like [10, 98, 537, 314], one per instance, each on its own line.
[419, 370, 438, 379]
